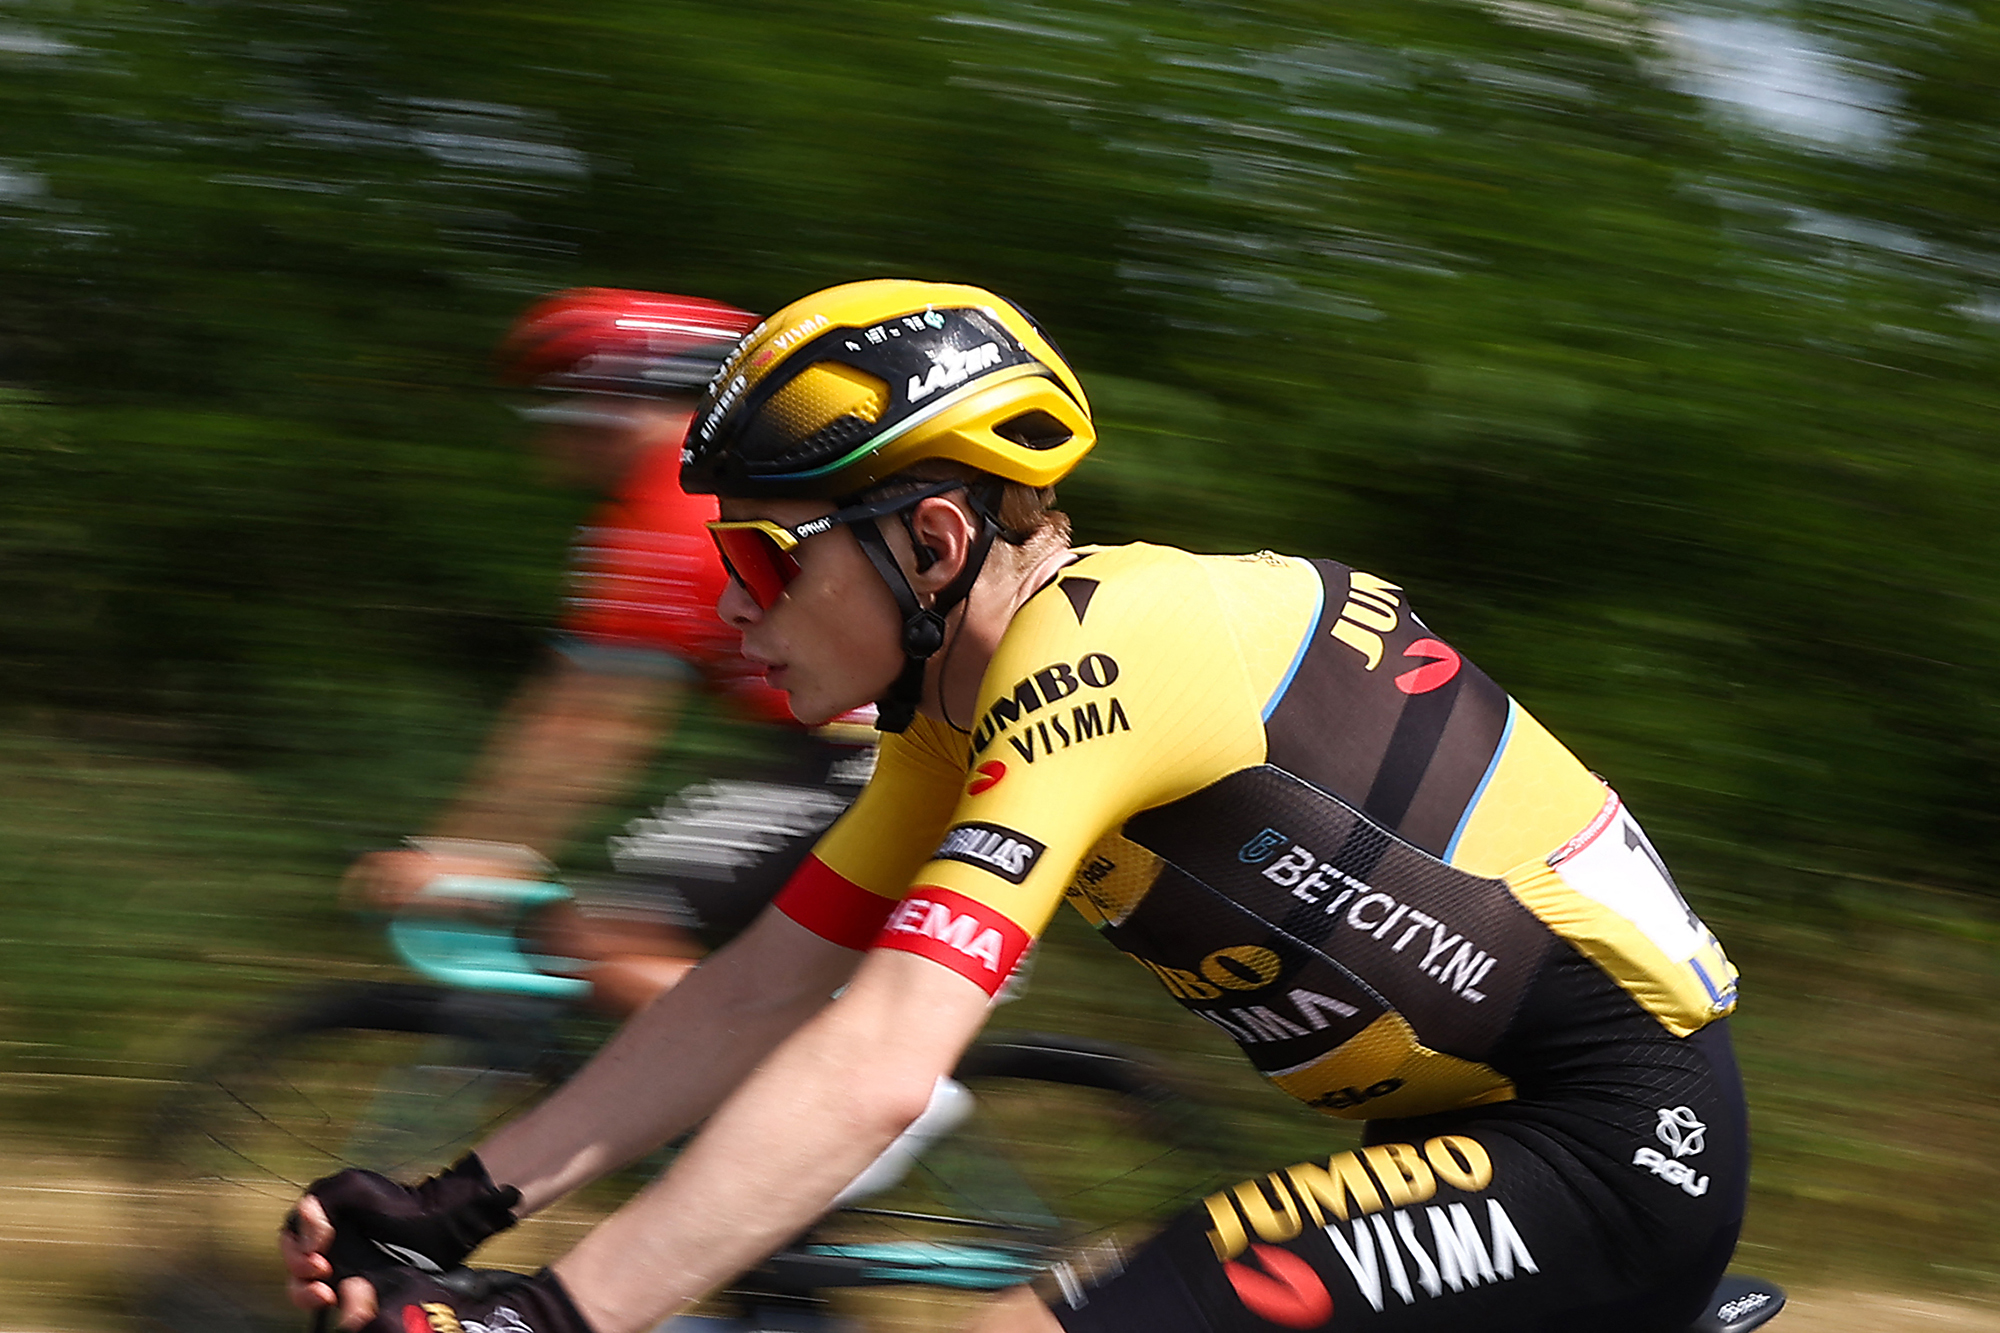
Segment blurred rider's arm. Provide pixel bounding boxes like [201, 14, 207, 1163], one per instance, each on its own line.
[432, 656, 684, 854]
[345, 290, 764, 911]
[343, 654, 685, 908]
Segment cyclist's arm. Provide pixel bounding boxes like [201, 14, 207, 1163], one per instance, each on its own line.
[479, 904, 861, 1209]
[430, 650, 687, 857]
[544, 562, 1269, 1332]
[552, 946, 991, 1333]
[282, 904, 859, 1320]
[469, 725, 966, 1207]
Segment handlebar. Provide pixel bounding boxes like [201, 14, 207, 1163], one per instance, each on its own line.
[385, 876, 591, 1000]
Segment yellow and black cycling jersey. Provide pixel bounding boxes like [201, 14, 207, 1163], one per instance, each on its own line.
[775, 543, 1738, 1121]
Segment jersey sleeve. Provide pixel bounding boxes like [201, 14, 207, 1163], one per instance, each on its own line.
[872, 547, 1269, 994]
[770, 719, 968, 948]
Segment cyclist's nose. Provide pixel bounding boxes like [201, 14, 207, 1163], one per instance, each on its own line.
[718, 575, 763, 627]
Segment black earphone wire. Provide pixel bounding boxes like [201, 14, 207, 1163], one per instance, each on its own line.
[937, 580, 973, 734]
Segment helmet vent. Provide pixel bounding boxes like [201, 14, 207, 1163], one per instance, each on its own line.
[772, 413, 876, 468]
[994, 409, 1073, 451]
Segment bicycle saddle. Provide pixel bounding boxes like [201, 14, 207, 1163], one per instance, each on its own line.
[1686, 1274, 1786, 1333]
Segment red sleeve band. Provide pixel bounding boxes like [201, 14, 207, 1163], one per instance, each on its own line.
[773, 855, 898, 950]
[873, 886, 1033, 996]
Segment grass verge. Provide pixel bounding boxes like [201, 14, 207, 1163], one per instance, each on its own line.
[0, 722, 1994, 1327]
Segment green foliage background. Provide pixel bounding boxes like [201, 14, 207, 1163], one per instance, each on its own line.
[6, 0, 1996, 899]
[2, 0, 1998, 1314]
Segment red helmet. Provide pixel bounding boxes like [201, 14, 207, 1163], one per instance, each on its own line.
[499, 288, 760, 397]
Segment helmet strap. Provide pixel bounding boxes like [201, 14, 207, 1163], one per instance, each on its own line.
[849, 508, 999, 734]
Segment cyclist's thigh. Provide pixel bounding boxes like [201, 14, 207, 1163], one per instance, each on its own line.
[1049, 1027, 1746, 1333]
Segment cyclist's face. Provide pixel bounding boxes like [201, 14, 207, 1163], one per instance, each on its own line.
[716, 498, 906, 725]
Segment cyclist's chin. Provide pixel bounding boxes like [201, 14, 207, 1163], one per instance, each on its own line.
[779, 673, 885, 729]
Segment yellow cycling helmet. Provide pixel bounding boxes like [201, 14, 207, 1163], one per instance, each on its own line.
[681, 278, 1094, 498]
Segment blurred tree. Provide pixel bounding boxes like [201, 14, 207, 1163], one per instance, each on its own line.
[0, 0, 1994, 903]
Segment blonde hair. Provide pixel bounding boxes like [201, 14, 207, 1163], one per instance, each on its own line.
[862, 460, 1071, 545]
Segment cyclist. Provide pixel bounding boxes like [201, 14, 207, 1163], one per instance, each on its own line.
[285, 279, 1748, 1333]
[348, 287, 874, 1017]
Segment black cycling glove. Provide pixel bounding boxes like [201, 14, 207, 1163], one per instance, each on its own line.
[304, 1153, 522, 1278]
[360, 1266, 593, 1333]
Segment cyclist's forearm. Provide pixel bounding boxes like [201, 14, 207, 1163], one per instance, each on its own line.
[431, 655, 686, 856]
[550, 950, 991, 1333]
[476, 912, 856, 1214]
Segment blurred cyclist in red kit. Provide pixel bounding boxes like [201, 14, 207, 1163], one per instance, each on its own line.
[344, 288, 876, 1016]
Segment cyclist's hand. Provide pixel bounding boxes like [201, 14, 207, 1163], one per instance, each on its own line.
[282, 1194, 376, 1324]
[347, 1266, 594, 1333]
[282, 1155, 522, 1316]
[314, 1153, 521, 1270]
[342, 849, 529, 914]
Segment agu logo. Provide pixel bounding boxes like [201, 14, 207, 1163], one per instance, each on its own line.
[1223, 1244, 1332, 1328]
[1634, 1105, 1712, 1198]
[1308, 1077, 1404, 1111]
[1656, 1105, 1706, 1158]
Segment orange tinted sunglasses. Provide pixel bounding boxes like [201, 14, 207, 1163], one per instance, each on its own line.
[706, 481, 965, 609]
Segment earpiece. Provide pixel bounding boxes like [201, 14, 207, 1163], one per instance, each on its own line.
[899, 508, 941, 574]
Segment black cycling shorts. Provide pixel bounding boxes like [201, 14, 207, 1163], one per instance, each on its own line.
[1050, 1021, 1746, 1333]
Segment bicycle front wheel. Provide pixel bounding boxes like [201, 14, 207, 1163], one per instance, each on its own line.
[130, 982, 602, 1333]
[780, 1031, 1223, 1303]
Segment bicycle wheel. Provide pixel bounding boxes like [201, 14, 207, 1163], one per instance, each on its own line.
[768, 1031, 1224, 1304]
[130, 982, 610, 1333]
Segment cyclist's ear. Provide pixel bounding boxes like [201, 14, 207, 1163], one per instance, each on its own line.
[903, 497, 976, 591]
